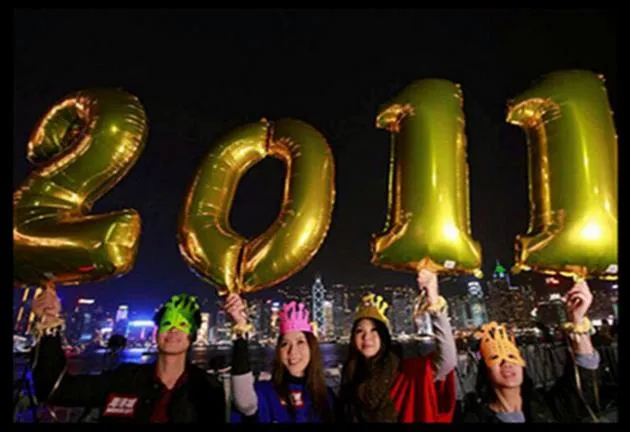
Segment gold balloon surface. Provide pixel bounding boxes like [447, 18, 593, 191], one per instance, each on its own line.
[508, 70, 617, 280]
[13, 89, 148, 287]
[179, 118, 335, 295]
[372, 79, 482, 277]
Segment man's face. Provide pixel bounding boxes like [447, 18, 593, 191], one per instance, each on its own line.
[157, 307, 194, 355]
[157, 328, 190, 355]
[158, 307, 194, 335]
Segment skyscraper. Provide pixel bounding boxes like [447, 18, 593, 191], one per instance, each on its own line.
[261, 300, 273, 340]
[392, 289, 407, 336]
[67, 298, 99, 345]
[323, 300, 334, 341]
[467, 281, 488, 328]
[270, 301, 281, 341]
[331, 284, 346, 339]
[215, 310, 228, 343]
[249, 299, 263, 342]
[312, 274, 325, 336]
[194, 312, 210, 346]
[487, 261, 535, 326]
[114, 305, 129, 335]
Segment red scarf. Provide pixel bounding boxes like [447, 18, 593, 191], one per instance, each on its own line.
[390, 356, 456, 423]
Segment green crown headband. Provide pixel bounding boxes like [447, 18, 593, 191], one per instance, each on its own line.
[158, 293, 200, 335]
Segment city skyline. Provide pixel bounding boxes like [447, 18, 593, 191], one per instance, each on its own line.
[14, 268, 618, 350]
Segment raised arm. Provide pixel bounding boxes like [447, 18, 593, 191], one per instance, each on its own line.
[417, 269, 457, 381]
[547, 281, 601, 421]
[30, 287, 116, 408]
[224, 293, 259, 419]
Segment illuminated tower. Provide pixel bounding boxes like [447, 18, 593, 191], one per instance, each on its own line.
[311, 274, 325, 336]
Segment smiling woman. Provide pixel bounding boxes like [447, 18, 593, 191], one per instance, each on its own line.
[337, 271, 458, 423]
[226, 295, 336, 423]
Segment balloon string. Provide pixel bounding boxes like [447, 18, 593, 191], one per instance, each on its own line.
[565, 333, 600, 423]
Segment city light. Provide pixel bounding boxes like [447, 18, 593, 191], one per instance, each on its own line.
[12, 271, 620, 349]
[127, 320, 155, 327]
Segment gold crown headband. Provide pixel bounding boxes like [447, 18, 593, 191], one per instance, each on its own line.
[475, 322, 526, 368]
[354, 293, 390, 328]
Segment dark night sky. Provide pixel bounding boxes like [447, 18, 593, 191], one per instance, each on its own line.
[13, 9, 618, 313]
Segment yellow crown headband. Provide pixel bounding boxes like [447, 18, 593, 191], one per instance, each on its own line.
[354, 293, 390, 328]
[475, 322, 526, 368]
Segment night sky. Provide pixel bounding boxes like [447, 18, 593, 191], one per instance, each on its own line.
[13, 9, 618, 313]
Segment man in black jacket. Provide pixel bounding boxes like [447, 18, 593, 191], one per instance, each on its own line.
[30, 286, 226, 423]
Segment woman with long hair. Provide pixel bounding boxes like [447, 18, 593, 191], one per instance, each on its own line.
[226, 294, 335, 423]
[337, 269, 458, 423]
[463, 280, 601, 423]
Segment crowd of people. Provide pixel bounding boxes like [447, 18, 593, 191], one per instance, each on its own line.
[26, 269, 611, 423]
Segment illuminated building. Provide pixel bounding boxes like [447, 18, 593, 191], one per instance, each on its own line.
[67, 298, 99, 345]
[215, 310, 229, 343]
[125, 320, 157, 347]
[261, 300, 273, 340]
[248, 299, 263, 342]
[312, 275, 325, 337]
[270, 302, 281, 341]
[194, 312, 210, 346]
[114, 305, 129, 335]
[331, 284, 346, 339]
[98, 326, 113, 347]
[323, 300, 334, 340]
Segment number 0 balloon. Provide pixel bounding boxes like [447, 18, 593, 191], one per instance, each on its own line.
[178, 118, 335, 295]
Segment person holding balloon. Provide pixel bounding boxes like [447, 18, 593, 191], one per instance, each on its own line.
[336, 269, 458, 423]
[226, 294, 336, 423]
[463, 280, 601, 423]
[30, 287, 226, 423]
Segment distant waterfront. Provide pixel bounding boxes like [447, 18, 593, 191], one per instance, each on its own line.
[14, 341, 437, 379]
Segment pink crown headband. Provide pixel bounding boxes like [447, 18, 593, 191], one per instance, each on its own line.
[278, 301, 313, 335]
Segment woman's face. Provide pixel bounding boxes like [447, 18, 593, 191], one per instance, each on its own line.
[353, 318, 382, 359]
[279, 331, 311, 377]
[488, 360, 524, 389]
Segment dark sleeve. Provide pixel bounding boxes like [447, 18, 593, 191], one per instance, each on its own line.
[334, 393, 346, 423]
[462, 410, 483, 423]
[461, 396, 496, 424]
[230, 337, 259, 422]
[205, 373, 227, 423]
[335, 369, 351, 423]
[544, 348, 601, 422]
[31, 333, 118, 408]
[232, 337, 251, 375]
[326, 386, 338, 422]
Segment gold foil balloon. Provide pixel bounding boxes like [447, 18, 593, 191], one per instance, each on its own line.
[178, 118, 335, 295]
[13, 89, 148, 287]
[507, 70, 618, 280]
[371, 79, 482, 277]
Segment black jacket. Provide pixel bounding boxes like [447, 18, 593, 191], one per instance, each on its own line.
[31, 334, 226, 423]
[463, 351, 601, 423]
